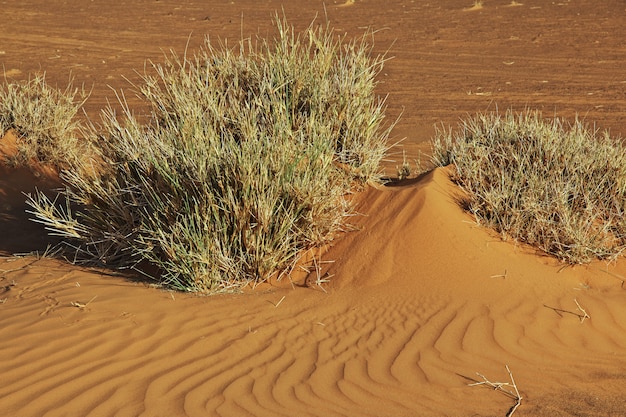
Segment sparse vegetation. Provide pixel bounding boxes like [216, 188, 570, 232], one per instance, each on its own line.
[24, 17, 393, 293]
[432, 109, 626, 264]
[0, 73, 89, 169]
[396, 150, 412, 180]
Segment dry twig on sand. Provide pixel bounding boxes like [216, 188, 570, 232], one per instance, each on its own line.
[268, 295, 286, 308]
[70, 295, 97, 310]
[469, 365, 522, 417]
[544, 298, 590, 323]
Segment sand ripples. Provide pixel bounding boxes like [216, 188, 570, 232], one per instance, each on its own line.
[3, 169, 626, 416]
[4, 269, 624, 417]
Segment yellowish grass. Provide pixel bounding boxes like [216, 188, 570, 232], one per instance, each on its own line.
[432, 109, 626, 264]
[464, 1, 484, 11]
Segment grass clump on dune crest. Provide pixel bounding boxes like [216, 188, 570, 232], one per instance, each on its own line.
[432, 109, 626, 264]
[0, 73, 89, 169]
[26, 17, 393, 293]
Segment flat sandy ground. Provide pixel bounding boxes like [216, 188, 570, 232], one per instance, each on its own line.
[2, 1, 626, 416]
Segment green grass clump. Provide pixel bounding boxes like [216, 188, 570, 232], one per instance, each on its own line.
[432, 109, 626, 263]
[27, 17, 393, 293]
[0, 73, 88, 169]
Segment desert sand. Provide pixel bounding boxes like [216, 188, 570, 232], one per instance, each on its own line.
[2, 1, 626, 416]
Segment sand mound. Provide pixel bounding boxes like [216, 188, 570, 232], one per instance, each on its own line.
[2, 165, 626, 416]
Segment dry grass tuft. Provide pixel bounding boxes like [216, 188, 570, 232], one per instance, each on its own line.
[432, 109, 626, 264]
[25, 16, 393, 293]
[0, 73, 89, 170]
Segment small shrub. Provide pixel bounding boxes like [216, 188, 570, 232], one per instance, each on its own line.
[27, 17, 393, 293]
[0, 73, 88, 169]
[396, 150, 412, 180]
[432, 109, 626, 263]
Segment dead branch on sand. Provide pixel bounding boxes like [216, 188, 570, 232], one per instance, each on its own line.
[469, 365, 522, 417]
[544, 298, 590, 323]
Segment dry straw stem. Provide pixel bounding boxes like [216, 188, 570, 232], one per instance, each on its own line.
[26, 16, 394, 293]
[432, 109, 626, 265]
[469, 365, 522, 417]
[490, 269, 508, 279]
[70, 295, 97, 310]
[574, 298, 590, 322]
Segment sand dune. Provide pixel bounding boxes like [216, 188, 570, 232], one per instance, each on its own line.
[3, 1, 626, 414]
[2, 164, 626, 416]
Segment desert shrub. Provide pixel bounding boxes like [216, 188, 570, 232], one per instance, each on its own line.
[27, 17, 393, 293]
[432, 109, 626, 263]
[0, 73, 88, 169]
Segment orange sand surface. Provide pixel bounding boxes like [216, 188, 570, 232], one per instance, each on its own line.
[3, 165, 626, 416]
[2, 1, 626, 416]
